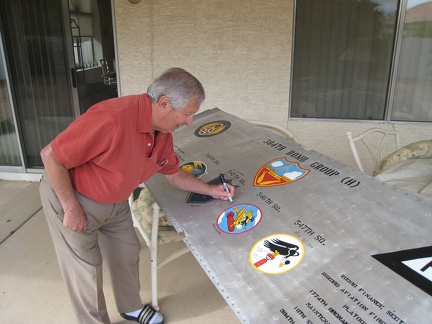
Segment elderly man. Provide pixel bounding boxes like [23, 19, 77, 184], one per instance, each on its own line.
[39, 68, 234, 324]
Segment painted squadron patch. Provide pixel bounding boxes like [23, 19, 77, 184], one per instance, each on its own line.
[180, 161, 208, 178]
[216, 204, 262, 234]
[250, 234, 305, 274]
[194, 120, 231, 137]
[186, 176, 237, 204]
[372, 246, 432, 296]
[254, 157, 310, 187]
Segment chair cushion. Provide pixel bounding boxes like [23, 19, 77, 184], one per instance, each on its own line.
[135, 217, 185, 244]
[375, 159, 432, 195]
[376, 140, 432, 175]
[132, 187, 173, 227]
[131, 187, 185, 244]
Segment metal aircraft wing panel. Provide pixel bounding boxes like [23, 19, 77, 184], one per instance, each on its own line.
[146, 108, 432, 323]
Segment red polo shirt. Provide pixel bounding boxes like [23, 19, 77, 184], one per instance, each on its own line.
[51, 94, 179, 204]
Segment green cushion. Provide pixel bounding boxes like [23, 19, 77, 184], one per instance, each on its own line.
[376, 140, 432, 175]
[131, 187, 185, 244]
[132, 187, 172, 227]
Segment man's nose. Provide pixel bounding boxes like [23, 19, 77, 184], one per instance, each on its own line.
[185, 115, 194, 126]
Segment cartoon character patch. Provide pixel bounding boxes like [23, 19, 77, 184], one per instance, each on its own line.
[250, 234, 305, 274]
[254, 157, 310, 187]
[216, 204, 262, 234]
[180, 161, 208, 178]
[194, 120, 231, 137]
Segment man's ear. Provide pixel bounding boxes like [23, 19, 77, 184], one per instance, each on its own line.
[158, 96, 171, 110]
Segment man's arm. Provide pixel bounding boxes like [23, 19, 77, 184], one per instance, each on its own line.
[164, 168, 234, 200]
[40, 144, 87, 232]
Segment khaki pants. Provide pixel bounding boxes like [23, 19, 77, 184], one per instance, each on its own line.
[39, 172, 142, 324]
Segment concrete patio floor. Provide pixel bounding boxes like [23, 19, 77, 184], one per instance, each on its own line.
[0, 179, 238, 323]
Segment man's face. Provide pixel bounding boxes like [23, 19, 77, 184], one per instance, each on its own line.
[153, 96, 200, 133]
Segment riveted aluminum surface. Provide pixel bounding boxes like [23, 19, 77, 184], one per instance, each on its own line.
[146, 108, 432, 323]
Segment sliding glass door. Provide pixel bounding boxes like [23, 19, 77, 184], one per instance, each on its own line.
[0, 0, 79, 169]
[0, 32, 22, 168]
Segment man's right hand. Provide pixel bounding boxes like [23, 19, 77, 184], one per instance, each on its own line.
[41, 144, 87, 232]
[63, 207, 87, 232]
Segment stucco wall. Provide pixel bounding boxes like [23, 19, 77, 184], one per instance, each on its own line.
[114, 0, 432, 175]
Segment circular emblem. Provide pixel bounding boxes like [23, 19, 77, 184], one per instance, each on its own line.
[194, 120, 231, 137]
[216, 204, 262, 234]
[249, 234, 305, 274]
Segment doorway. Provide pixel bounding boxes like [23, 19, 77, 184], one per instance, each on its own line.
[70, 0, 117, 114]
[0, 0, 117, 170]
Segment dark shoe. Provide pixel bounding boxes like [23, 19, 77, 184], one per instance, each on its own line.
[120, 304, 164, 324]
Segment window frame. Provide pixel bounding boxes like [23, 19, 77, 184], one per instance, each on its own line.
[290, 0, 432, 124]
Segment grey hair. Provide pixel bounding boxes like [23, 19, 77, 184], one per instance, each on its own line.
[147, 68, 205, 110]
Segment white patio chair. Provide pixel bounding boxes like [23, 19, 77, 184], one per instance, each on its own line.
[346, 125, 400, 175]
[130, 187, 189, 310]
[248, 120, 300, 143]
